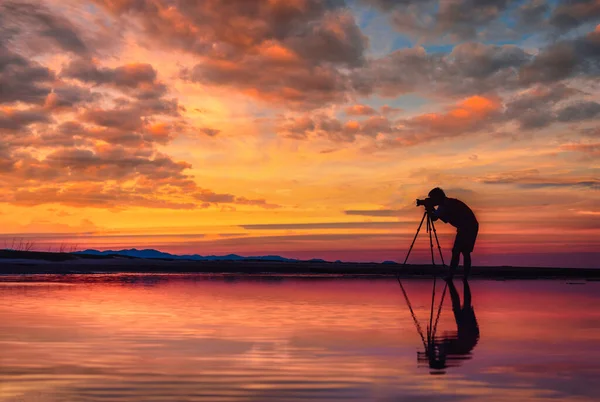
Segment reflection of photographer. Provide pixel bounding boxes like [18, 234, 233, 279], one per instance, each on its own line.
[417, 188, 479, 279]
[418, 278, 480, 373]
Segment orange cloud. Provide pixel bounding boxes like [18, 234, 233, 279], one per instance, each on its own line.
[394, 95, 502, 145]
[345, 104, 377, 116]
[413, 95, 501, 130]
[560, 142, 600, 157]
[145, 122, 173, 144]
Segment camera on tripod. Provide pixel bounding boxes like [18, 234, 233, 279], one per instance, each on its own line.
[416, 198, 435, 209]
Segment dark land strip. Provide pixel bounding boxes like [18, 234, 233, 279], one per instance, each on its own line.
[0, 250, 598, 280]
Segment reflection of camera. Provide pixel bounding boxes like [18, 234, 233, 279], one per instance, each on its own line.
[416, 198, 435, 208]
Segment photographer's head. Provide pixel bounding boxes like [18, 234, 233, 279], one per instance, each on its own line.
[428, 187, 446, 206]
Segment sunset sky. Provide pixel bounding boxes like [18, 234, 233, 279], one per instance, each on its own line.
[1, 0, 598, 267]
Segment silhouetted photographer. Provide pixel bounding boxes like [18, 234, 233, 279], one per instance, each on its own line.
[417, 188, 478, 279]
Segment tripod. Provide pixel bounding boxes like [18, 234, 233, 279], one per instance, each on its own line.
[402, 209, 445, 268]
[396, 209, 448, 371]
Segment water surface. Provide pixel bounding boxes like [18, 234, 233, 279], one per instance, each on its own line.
[1, 274, 599, 402]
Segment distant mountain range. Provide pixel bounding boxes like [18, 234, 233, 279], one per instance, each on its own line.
[73, 248, 330, 263]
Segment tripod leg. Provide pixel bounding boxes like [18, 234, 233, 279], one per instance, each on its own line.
[428, 274, 437, 342]
[396, 277, 428, 351]
[431, 282, 448, 340]
[428, 214, 436, 267]
[427, 213, 437, 341]
[402, 211, 428, 265]
[429, 218, 446, 267]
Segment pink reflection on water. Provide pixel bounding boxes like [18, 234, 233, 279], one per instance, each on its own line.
[0, 275, 599, 401]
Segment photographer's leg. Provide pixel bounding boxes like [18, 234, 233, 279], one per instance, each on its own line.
[463, 252, 471, 280]
[446, 231, 460, 280]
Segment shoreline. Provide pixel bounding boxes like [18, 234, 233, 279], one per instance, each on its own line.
[1, 255, 599, 280]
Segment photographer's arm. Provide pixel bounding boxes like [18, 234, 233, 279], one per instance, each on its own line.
[431, 206, 448, 223]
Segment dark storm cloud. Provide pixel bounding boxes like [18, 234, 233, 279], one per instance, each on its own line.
[0, 0, 88, 54]
[58, 60, 179, 120]
[61, 59, 112, 84]
[287, 10, 368, 67]
[513, 109, 556, 129]
[446, 42, 531, 80]
[503, 83, 580, 129]
[62, 59, 168, 100]
[135, 97, 180, 116]
[519, 27, 600, 84]
[76, 98, 180, 146]
[0, 108, 52, 132]
[437, 42, 531, 94]
[28, 122, 92, 148]
[350, 47, 431, 97]
[44, 85, 99, 110]
[549, 0, 600, 32]
[41, 147, 191, 182]
[517, 0, 550, 27]
[0, 144, 16, 172]
[503, 87, 600, 130]
[62, 59, 156, 87]
[435, 0, 515, 40]
[181, 48, 352, 109]
[82, 107, 144, 132]
[351, 43, 532, 99]
[519, 43, 579, 84]
[0, 46, 55, 104]
[362, 0, 517, 41]
[557, 101, 600, 122]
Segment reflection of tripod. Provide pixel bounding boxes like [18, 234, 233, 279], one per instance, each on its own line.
[396, 209, 449, 373]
